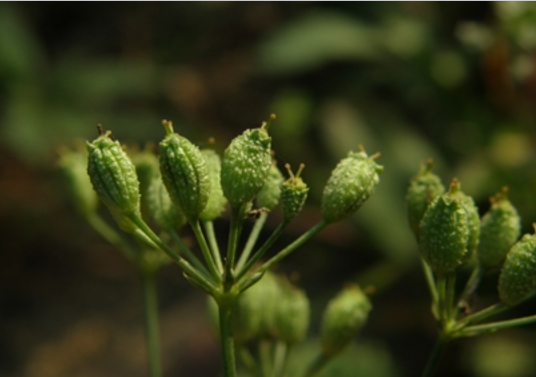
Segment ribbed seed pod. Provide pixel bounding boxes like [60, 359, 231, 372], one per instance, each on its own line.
[406, 160, 445, 239]
[321, 149, 383, 223]
[158, 120, 210, 221]
[280, 163, 309, 222]
[256, 161, 284, 210]
[58, 147, 98, 217]
[86, 129, 140, 218]
[221, 121, 272, 210]
[272, 279, 310, 344]
[146, 175, 186, 231]
[200, 149, 227, 221]
[419, 179, 480, 276]
[498, 231, 536, 306]
[478, 189, 521, 270]
[320, 285, 371, 357]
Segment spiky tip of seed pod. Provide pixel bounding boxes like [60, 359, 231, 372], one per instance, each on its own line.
[478, 188, 521, 270]
[221, 119, 272, 210]
[159, 120, 210, 221]
[321, 148, 383, 223]
[58, 146, 98, 217]
[256, 160, 284, 210]
[272, 278, 310, 344]
[281, 163, 309, 221]
[86, 128, 141, 221]
[406, 159, 445, 239]
[498, 226, 536, 306]
[320, 285, 371, 357]
[419, 178, 480, 276]
[200, 148, 227, 221]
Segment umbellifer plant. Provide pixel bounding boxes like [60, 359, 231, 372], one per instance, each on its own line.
[407, 160, 536, 377]
[60, 115, 383, 377]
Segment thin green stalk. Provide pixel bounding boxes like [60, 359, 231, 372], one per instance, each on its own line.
[86, 213, 137, 262]
[238, 347, 258, 374]
[259, 340, 273, 377]
[435, 275, 447, 325]
[225, 206, 245, 287]
[141, 272, 162, 377]
[128, 213, 217, 294]
[303, 353, 330, 377]
[236, 212, 268, 271]
[456, 302, 508, 328]
[190, 220, 222, 282]
[168, 228, 211, 277]
[454, 265, 482, 318]
[219, 303, 238, 377]
[236, 221, 287, 282]
[255, 219, 328, 276]
[460, 313, 536, 336]
[271, 341, 288, 377]
[420, 259, 439, 319]
[421, 336, 451, 377]
[203, 220, 224, 273]
[444, 274, 456, 325]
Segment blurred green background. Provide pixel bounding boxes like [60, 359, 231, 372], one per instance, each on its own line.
[2, 2, 536, 377]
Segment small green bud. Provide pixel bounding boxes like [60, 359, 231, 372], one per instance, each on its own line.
[256, 161, 284, 210]
[58, 146, 98, 217]
[159, 120, 210, 221]
[221, 117, 273, 209]
[146, 175, 186, 231]
[320, 285, 372, 357]
[498, 228, 536, 306]
[272, 278, 310, 344]
[321, 149, 383, 223]
[478, 188, 521, 270]
[406, 160, 445, 239]
[86, 128, 141, 219]
[281, 163, 309, 221]
[200, 148, 227, 221]
[419, 179, 480, 276]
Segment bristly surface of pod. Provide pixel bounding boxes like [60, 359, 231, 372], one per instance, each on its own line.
[86, 128, 141, 218]
[478, 189, 521, 270]
[146, 175, 186, 231]
[320, 285, 371, 357]
[159, 120, 210, 221]
[221, 117, 272, 210]
[199, 149, 227, 222]
[419, 179, 480, 276]
[272, 278, 310, 344]
[498, 230, 536, 306]
[256, 160, 284, 210]
[406, 159, 445, 239]
[280, 163, 309, 222]
[321, 149, 383, 223]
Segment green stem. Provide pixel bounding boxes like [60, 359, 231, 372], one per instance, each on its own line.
[86, 213, 137, 262]
[271, 341, 288, 377]
[203, 220, 224, 273]
[190, 220, 222, 282]
[435, 275, 447, 325]
[303, 353, 330, 377]
[421, 336, 451, 377]
[456, 302, 508, 328]
[259, 340, 273, 377]
[128, 213, 217, 294]
[218, 303, 238, 377]
[141, 272, 162, 377]
[236, 221, 288, 282]
[236, 212, 268, 271]
[420, 259, 439, 319]
[444, 274, 456, 325]
[168, 228, 210, 277]
[225, 206, 245, 288]
[460, 313, 536, 336]
[454, 265, 482, 318]
[255, 220, 328, 277]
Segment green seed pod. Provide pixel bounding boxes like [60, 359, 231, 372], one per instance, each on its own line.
[86, 128, 141, 219]
[498, 230, 536, 306]
[272, 279, 310, 344]
[321, 149, 383, 223]
[221, 118, 273, 210]
[158, 120, 210, 221]
[58, 146, 98, 217]
[406, 160, 445, 239]
[256, 161, 284, 210]
[200, 149, 227, 221]
[478, 189, 521, 270]
[419, 179, 480, 276]
[320, 285, 371, 357]
[281, 163, 309, 222]
[129, 145, 159, 196]
[146, 175, 186, 231]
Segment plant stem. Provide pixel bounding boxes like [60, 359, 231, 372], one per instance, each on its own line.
[190, 220, 222, 282]
[203, 220, 224, 273]
[303, 353, 330, 377]
[168, 228, 210, 277]
[420, 258, 439, 317]
[460, 313, 536, 336]
[454, 265, 482, 318]
[456, 302, 508, 328]
[236, 212, 268, 271]
[86, 213, 137, 262]
[444, 274, 456, 325]
[271, 341, 288, 377]
[141, 272, 162, 377]
[421, 336, 450, 377]
[219, 302, 238, 377]
[225, 206, 245, 287]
